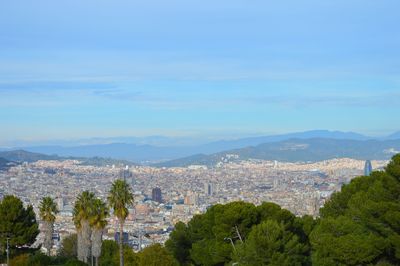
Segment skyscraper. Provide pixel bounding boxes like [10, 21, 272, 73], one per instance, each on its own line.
[204, 182, 214, 196]
[364, 160, 373, 176]
[152, 187, 162, 203]
[119, 165, 133, 183]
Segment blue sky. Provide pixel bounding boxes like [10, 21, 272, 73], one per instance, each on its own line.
[0, 0, 399, 144]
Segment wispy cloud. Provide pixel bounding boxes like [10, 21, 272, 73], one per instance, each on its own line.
[0, 80, 117, 91]
[1, 79, 399, 110]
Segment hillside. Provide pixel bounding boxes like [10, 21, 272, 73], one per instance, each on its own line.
[0, 150, 60, 162]
[155, 138, 400, 167]
[0, 150, 134, 167]
[0, 157, 18, 171]
[3, 130, 379, 163]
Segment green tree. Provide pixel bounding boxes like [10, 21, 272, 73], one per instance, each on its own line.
[99, 240, 138, 266]
[9, 253, 29, 266]
[89, 198, 108, 266]
[310, 216, 387, 265]
[167, 201, 311, 266]
[108, 179, 134, 266]
[64, 258, 89, 266]
[257, 202, 295, 225]
[99, 240, 118, 266]
[138, 244, 177, 266]
[60, 234, 78, 258]
[165, 222, 191, 265]
[27, 252, 52, 266]
[310, 155, 400, 265]
[188, 202, 259, 265]
[39, 196, 59, 256]
[113, 245, 138, 266]
[73, 191, 95, 264]
[0, 195, 39, 256]
[235, 220, 309, 266]
[386, 154, 400, 180]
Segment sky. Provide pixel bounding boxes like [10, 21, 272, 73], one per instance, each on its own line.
[0, 0, 399, 145]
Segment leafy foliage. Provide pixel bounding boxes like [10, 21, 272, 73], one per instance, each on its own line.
[99, 240, 138, 266]
[0, 195, 39, 254]
[138, 244, 177, 266]
[166, 201, 311, 265]
[99, 240, 119, 266]
[9, 251, 73, 266]
[39, 196, 59, 223]
[165, 222, 191, 265]
[234, 220, 309, 266]
[311, 155, 400, 265]
[9, 253, 29, 266]
[108, 179, 134, 221]
[60, 234, 78, 258]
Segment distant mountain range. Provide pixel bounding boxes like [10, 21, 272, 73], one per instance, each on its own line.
[0, 150, 134, 167]
[1, 130, 400, 164]
[155, 138, 400, 167]
[387, 131, 400, 140]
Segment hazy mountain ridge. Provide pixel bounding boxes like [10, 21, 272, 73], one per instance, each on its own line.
[386, 131, 400, 140]
[0, 157, 18, 171]
[155, 138, 400, 167]
[0, 150, 135, 166]
[2, 130, 394, 163]
[0, 150, 60, 162]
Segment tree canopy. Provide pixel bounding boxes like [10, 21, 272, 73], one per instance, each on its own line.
[0, 195, 39, 254]
[166, 201, 312, 265]
[166, 155, 400, 266]
[310, 159, 400, 265]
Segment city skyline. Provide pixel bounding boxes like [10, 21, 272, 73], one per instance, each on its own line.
[1, 1, 399, 142]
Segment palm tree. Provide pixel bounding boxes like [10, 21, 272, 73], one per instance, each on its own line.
[39, 197, 59, 256]
[89, 198, 109, 266]
[73, 191, 95, 264]
[108, 179, 134, 266]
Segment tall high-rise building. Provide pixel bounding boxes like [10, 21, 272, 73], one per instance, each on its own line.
[119, 165, 133, 183]
[364, 160, 373, 176]
[152, 187, 162, 203]
[204, 182, 214, 196]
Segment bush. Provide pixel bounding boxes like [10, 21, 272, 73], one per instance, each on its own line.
[9, 253, 29, 266]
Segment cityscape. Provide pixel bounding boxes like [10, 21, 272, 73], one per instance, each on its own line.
[0, 156, 387, 254]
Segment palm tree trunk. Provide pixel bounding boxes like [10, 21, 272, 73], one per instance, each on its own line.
[77, 230, 84, 262]
[44, 221, 53, 256]
[95, 256, 98, 266]
[81, 219, 92, 263]
[119, 220, 124, 266]
[91, 228, 102, 262]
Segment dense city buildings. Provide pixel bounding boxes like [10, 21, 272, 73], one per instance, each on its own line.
[0, 158, 388, 253]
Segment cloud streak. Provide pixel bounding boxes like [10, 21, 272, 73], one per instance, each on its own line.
[1, 79, 399, 110]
